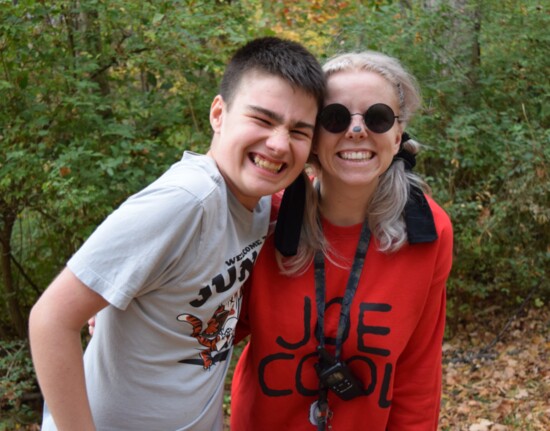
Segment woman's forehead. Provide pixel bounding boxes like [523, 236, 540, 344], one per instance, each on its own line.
[326, 70, 399, 107]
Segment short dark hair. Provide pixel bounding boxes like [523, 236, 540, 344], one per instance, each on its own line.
[220, 37, 325, 110]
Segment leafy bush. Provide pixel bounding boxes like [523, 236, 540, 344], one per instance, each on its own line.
[0, 340, 40, 429]
[322, 0, 550, 322]
[0, 0, 548, 425]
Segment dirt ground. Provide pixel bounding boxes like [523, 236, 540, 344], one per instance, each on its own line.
[439, 306, 549, 430]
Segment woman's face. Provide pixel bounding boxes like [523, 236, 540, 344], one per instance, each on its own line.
[313, 70, 402, 194]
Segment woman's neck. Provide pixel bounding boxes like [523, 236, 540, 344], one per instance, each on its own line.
[318, 179, 377, 227]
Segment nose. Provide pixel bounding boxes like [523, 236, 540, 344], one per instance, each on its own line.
[266, 130, 290, 155]
[345, 114, 367, 140]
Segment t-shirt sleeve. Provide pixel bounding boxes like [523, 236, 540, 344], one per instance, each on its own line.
[234, 278, 252, 344]
[68, 185, 204, 310]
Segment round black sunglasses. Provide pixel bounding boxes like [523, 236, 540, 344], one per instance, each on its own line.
[318, 103, 399, 134]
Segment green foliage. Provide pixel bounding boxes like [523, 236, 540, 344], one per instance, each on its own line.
[1, 0, 549, 425]
[0, 340, 40, 429]
[321, 0, 550, 319]
[0, 0, 261, 337]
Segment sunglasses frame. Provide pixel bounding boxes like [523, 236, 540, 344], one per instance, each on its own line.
[319, 103, 400, 134]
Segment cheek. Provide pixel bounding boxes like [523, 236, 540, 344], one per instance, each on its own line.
[321, 136, 342, 161]
[379, 135, 400, 156]
[314, 146, 333, 170]
[297, 145, 311, 165]
[312, 130, 335, 156]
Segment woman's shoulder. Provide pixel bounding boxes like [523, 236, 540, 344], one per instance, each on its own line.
[425, 194, 453, 236]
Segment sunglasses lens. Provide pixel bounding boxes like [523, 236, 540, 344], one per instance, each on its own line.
[364, 103, 396, 133]
[319, 104, 350, 133]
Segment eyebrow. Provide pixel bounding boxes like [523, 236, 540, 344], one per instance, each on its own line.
[247, 105, 315, 131]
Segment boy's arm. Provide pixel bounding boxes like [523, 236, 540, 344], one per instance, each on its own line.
[29, 267, 109, 431]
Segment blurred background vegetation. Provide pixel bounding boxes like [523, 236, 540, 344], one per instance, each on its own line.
[1, 0, 548, 428]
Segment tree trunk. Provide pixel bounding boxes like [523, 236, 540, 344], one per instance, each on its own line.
[72, 3, 113, 117]
[0, 207, 27, 339]
[422, 0, 482, 106]
[81, 8, 111, 99]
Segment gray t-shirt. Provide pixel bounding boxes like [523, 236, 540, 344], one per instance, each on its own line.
[41, 152, 270, 431]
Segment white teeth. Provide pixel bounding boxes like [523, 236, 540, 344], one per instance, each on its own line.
[339, 151, 373, 160]
[253, 155, 283, 173]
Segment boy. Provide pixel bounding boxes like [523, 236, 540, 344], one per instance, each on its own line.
[29, 37, 325, 431]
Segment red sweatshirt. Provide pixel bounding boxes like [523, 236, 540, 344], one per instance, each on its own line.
[231, 196, 453, 430]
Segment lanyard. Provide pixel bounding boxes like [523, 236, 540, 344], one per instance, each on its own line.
[314, 219, 371, 359]
[312, 219, 371, 430]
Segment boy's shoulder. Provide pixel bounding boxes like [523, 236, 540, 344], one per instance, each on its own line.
[173, 151, 222, 179]
[154, 152, 224, 196]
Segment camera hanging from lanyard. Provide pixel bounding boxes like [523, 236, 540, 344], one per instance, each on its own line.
[309, 220, 371, 429]
[315, 346, 364, 400]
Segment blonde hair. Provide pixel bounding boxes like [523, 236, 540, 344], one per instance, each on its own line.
[277, 51, 429, 276]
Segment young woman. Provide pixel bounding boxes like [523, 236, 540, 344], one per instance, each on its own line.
[230, 51, 453, 430]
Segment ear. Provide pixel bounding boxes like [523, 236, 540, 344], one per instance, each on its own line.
[392, 131, 402, 156]
[210, 95, 225, 133]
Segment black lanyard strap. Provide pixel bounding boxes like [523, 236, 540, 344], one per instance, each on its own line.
[314, 219, 371, 359]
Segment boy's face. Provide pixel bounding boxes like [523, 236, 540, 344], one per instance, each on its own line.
[208, 71, 318, 210]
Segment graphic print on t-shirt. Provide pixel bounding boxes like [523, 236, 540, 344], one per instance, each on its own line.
[177, 292, 240, 369]
[258, 295, 394, 408]
[178, 240, 263, 370]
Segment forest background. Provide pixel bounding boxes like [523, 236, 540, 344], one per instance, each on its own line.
[0, 0, 548, 429]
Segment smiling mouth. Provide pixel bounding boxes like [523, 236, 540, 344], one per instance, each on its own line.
[252, 155, 284, 173]
[338, 151, 374, 161]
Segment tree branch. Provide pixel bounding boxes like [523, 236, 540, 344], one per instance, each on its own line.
[479, 282, 542, 354]
[9, 252, 42, 295]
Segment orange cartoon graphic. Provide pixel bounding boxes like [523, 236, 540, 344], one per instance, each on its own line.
[178, 296, 239, 369]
